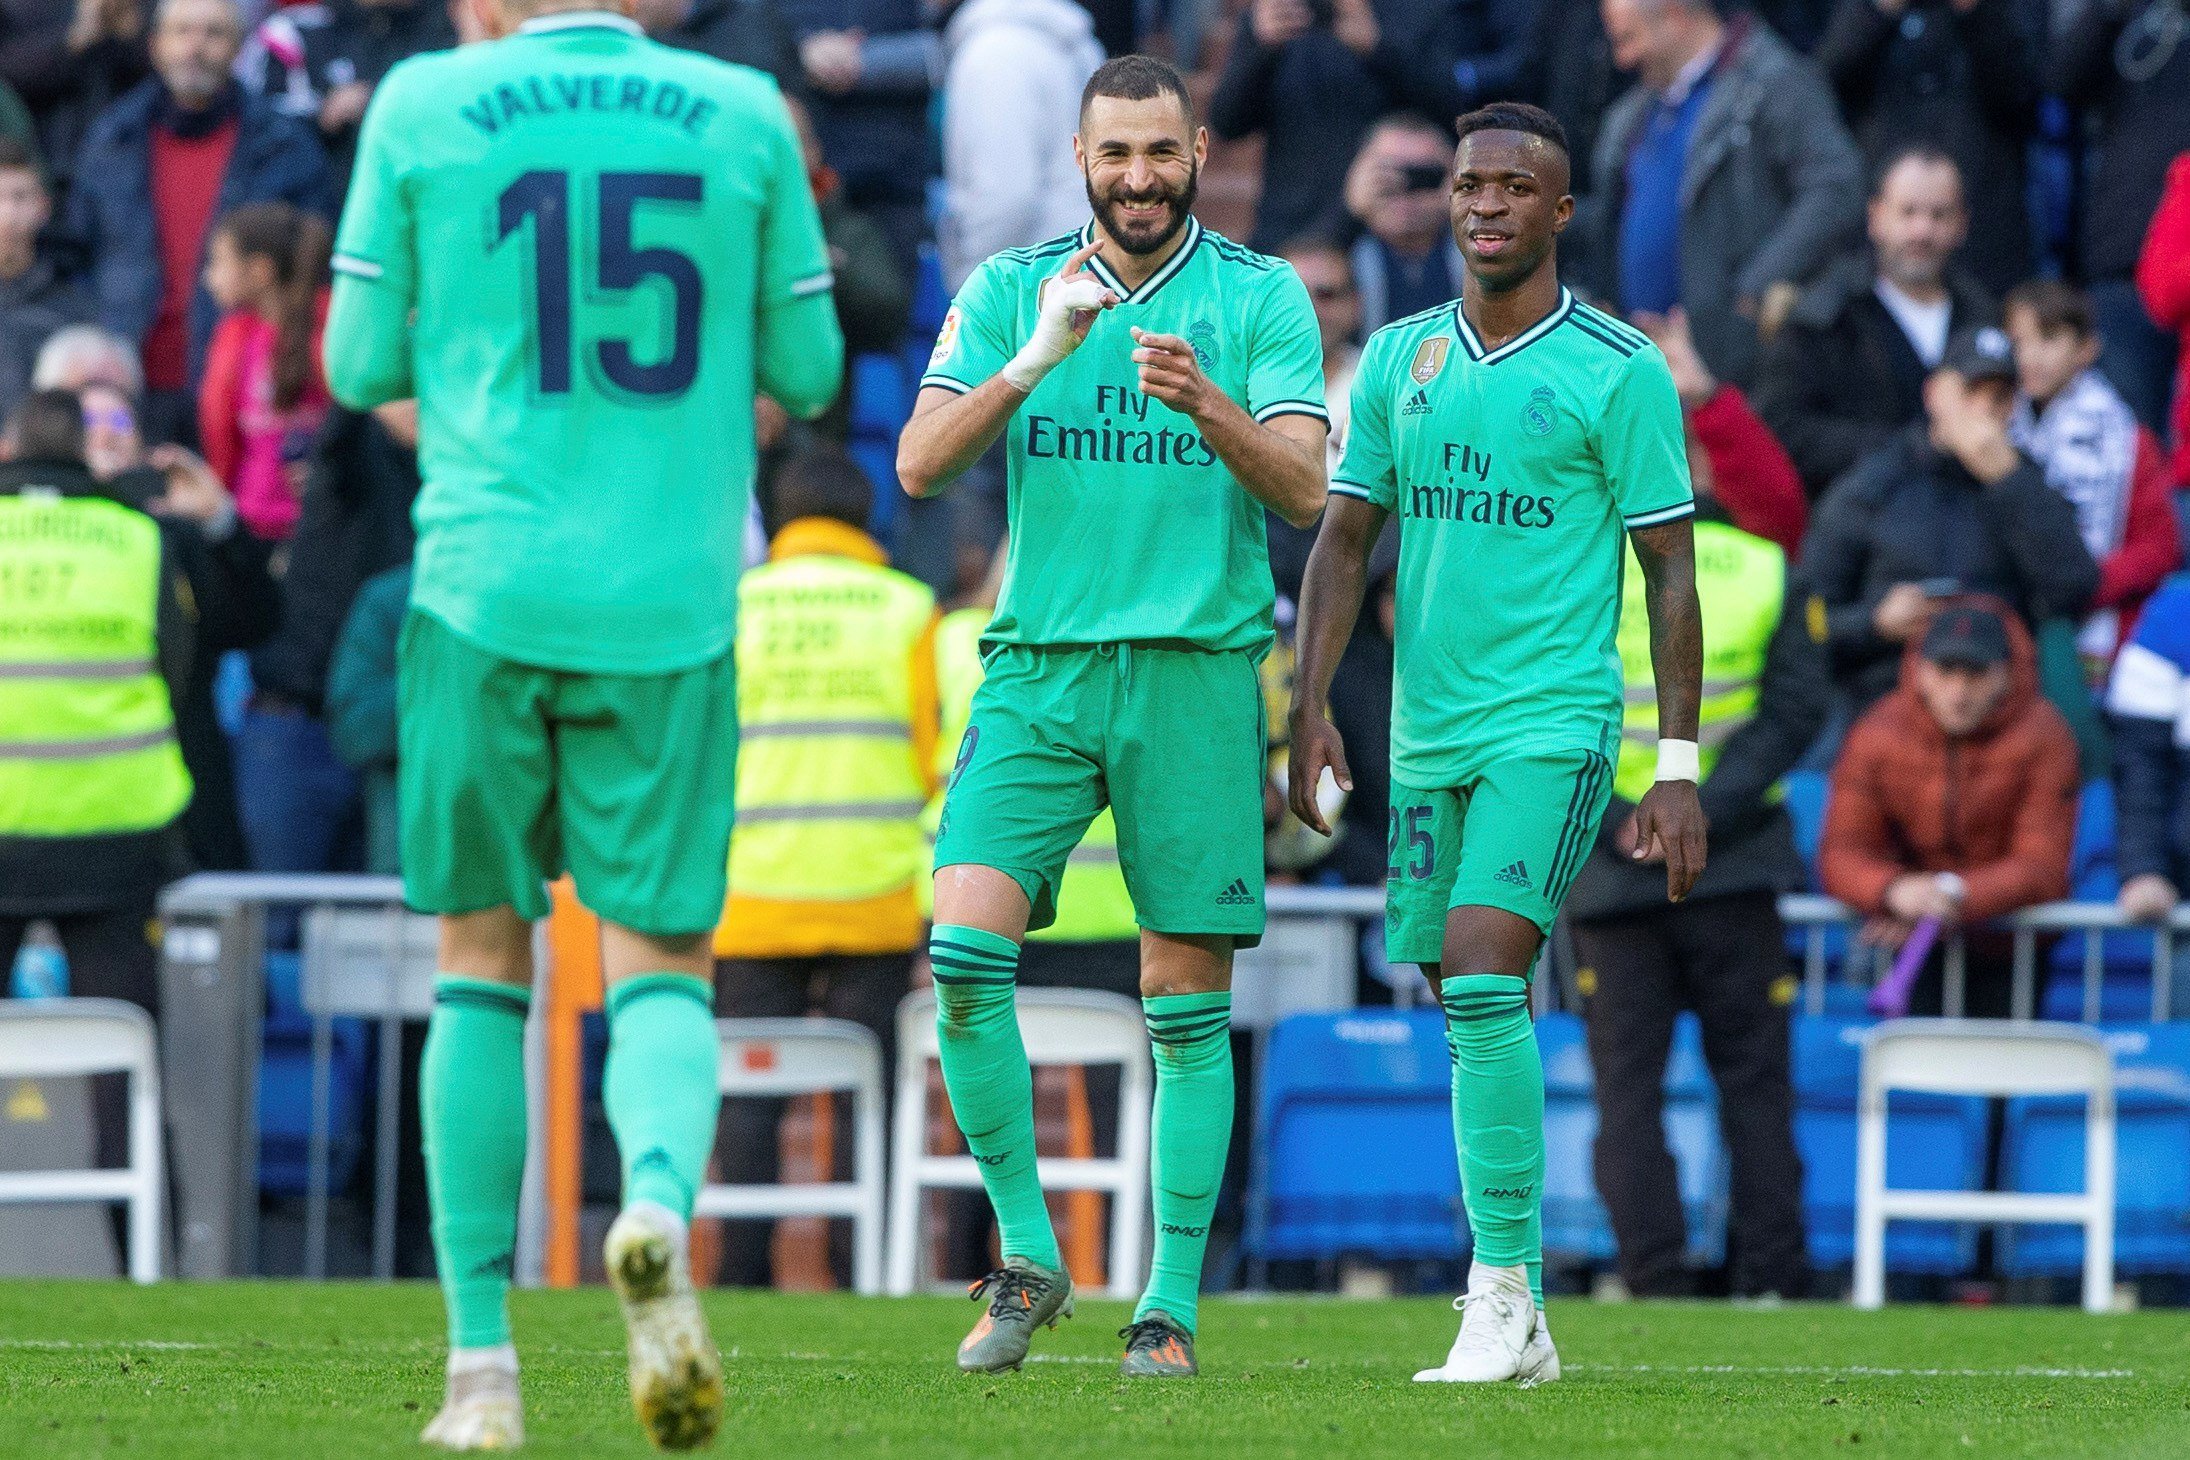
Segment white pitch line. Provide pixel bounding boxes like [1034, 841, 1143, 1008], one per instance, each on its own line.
[0, 1339, 215, 1351]
[1567, 1363, 2134, 1380]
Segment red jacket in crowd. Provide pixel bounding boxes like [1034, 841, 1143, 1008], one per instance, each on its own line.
[1688, 384, 1808, 554]
[1819, 594, 2080, 925]
[2139, 151, 2190, 487]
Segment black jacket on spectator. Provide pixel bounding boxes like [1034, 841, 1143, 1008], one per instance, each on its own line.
[0, 457, 277, 906]
[1752, 250, 1995, 497]
[0, 249, 94, 418]
[661, 0, 803, 90]
[1208, 0, 1460, 251]
[1568, 509, 1831, 922]
[1813, 0, 2040, 297]
[1797, 424, 2100, 712]
[0, 0, 148, 198]
[241, 0, 457, 180]
[1522, 0, 1623, 199]
[65, 80, 330, 382]
[249, 407, 420, 714]
[776, 0, 928, 214]
[2051, 0, 2190, 284]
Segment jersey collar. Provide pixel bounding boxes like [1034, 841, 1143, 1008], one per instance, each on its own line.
[1076, 217, 1203, 305]
[517, 10, 645, 36]
[1453, 286, 1575, 366]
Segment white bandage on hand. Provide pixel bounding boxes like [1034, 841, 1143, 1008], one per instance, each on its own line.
[1001, 273, 1113, 392]
[1655, 738, 1701, 784]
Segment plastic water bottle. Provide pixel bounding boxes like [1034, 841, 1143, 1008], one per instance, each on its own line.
[8, 937, 68, 999]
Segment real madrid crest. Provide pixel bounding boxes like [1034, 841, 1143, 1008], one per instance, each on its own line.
[1187, 319, 1220, 370]
[1410, 336, 1450, 385]
[1521, 385, 1557, 437]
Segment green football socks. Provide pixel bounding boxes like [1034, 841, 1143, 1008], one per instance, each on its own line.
[422, 976, 531, 1350]
[603, 972, 721, 1219]
[1137, 990, 1234, 1332]
[1440, 973, 1547, 1307]
[930, 924, 1062, 1271]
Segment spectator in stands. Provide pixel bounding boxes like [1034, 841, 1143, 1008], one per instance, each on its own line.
[196, 200, 332, 541]
[2051, 0, 2190, 434]
[0, 0, 149, 197]
[1341, 114, 1464, 334]
[1819, 599, 2079, 1017]
[1753, 146, 1992, 500]
[1522, 0, 1621, 203]
[781, 0, 930, 267]
[1208, 0, 1450, 251]
[1567, 431, 1827, 1300]
[0, 137, 93, 419]
[30, 318, 138, 395]
[2005, 279, 2180, 673]
[1588, 0, 1862, 388]
[326, 559, 408, 877]
[1633, 305, 1807, 554]
[2106, 576, 2190, 928]
[2138, 152, 2190, 493]
[711, 444, 934, 1286]
[1277, 235, 1361, 470]
[934, 0, 1103, 292]
[635, 0, 800, 88]
[1812, 0, 2039, 297]
[1799, 327, 2098, 715]
[238, 0, 455, 180]
[66, 0, 329, 446]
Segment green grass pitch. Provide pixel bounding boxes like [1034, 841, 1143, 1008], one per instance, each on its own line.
[2, 1281, 2185, 1458]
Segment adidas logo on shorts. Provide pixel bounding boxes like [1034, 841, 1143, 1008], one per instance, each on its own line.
[1493, 860, 1532, 888]
[1401, 389, 1432, 417]
[1215, 878, 1256, 907]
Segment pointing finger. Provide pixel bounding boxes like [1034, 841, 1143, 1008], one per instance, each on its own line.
[1061, 239, 1104, 277]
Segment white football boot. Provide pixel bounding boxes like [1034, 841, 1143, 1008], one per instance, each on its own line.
[1413, 1262, 1536, 1383]
[1515, 1307, 1561, 1388]
[421, 1345, 524, 1451]
[605, 1201, 724, 1452]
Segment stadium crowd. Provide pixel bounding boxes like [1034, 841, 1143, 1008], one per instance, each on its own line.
[3, 0, 2189, 1295]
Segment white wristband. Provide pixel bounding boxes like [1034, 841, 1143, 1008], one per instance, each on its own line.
[1655, 738, 1701, 783]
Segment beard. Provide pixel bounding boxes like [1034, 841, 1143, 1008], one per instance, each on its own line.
[1878, 245, 1946, 293]
[1086, 165, 1199, 257]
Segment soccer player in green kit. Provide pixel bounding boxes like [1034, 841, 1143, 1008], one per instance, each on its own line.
[1290, 103, 1707, 1386]
[324, 0, 841, 1448]
[896, 55, 1328, 1379]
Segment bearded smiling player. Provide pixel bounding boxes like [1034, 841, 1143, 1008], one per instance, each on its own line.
[898, 55, 1327, 1378]
[1290, 102, 1707, 1386]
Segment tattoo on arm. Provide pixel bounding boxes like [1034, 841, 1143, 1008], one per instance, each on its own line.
[1631, 518, 1702, 744]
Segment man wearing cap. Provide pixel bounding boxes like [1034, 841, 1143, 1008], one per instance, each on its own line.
[1798, 326, 2100, 715]
[1818, 596, 2080, 1017]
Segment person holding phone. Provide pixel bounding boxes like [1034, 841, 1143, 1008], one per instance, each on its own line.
[1341, 112, 1466, 332]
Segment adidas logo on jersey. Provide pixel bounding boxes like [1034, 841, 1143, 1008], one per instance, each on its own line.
[1215, 878, 1256, 907]
[1401, 389, 1432, 417]
[1493, 861, 1532, 888]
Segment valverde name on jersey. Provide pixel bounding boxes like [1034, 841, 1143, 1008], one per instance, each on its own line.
[455, 71, 723, 138]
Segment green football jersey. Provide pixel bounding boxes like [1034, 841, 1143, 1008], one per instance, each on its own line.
[921, 219, 1326, 653]
[1331, 287, 1693, 784]
[328, 13, 834, 674]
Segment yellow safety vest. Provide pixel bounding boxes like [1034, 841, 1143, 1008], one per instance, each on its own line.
[0, 492, 190, 837]
[718, 519, 936, 957]
[1612, 519, 1784, 805]
[920, 608, 1138, 944]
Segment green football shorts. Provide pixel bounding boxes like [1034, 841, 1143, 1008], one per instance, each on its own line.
[1385, 746, 1614, 963]
[932, 641, 1267, 944]
[397, 608, 738, 937]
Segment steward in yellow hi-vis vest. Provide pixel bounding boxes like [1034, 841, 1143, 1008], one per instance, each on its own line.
[1564, 497, 1831, 1303]
[921, 607, 1138, 947]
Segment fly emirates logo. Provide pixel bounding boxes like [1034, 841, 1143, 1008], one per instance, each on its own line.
[1023, 384, 1218, 468]
[1406, 442, 1559, 528]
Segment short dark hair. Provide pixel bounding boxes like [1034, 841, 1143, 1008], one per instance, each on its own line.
[1453, 102, 1568, 162]
[2004, 278, 2095, 339]
[0, 136, 42, 183]
[1870, 141, 1961, 199]
[6, 389, 85, 465]
[770, 442, 874, 535]
[1081, 54, 1195, 130]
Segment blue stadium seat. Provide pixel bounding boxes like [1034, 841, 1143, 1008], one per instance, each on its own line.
[1793, 1016, 1985, 1274]
[257, 951, 369, 1198]
[1781, 769, 1829, 881]
[2039, 782, 2160, 1020]
[1254, 1009, 1465, 1260]
[1538, 1012, 1724, 1266]
[911, 243, 949, 337]
[2000, 1024, 2190, 1278]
